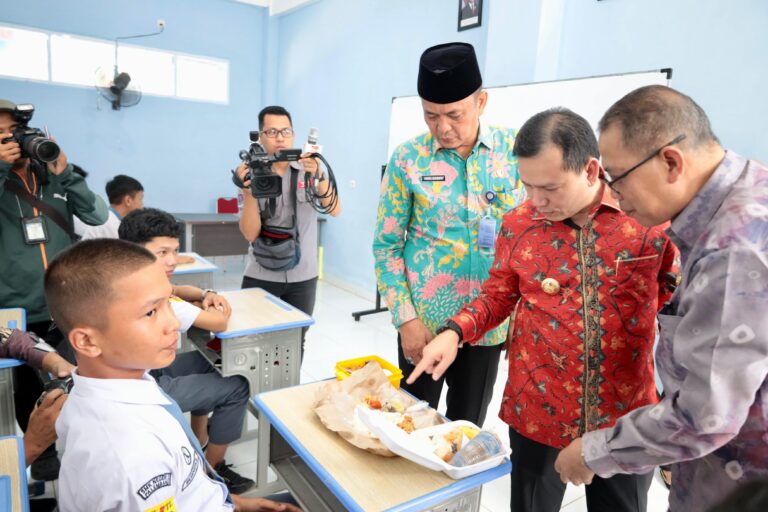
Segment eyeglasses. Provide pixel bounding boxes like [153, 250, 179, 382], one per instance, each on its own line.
[260, 128, 294, 138]
[602, 134, 686, 193]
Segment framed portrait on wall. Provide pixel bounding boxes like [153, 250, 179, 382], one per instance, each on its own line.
[458, 0, 483, 31]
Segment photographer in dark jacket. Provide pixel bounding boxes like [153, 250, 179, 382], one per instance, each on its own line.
[0, 99, 108, 480]
[235, 106, 341, 360]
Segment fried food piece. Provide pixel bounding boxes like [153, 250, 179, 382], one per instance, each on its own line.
[397, 415, 416, 433]
[364, 394, 382, 410]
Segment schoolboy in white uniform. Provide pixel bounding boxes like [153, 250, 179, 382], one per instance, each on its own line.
[49, 239, 300, 511]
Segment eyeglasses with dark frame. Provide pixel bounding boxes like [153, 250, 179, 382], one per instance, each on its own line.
[602, 134, 686, 193]
[260, 127, 294, 138]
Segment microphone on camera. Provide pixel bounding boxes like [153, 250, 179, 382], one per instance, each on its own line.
[303, 127, 322, 154]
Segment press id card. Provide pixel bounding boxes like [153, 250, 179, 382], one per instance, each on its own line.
[22, 216, 48, 244]
[478, 216, 497, 248]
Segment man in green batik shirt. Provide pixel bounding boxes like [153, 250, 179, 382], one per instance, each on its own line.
[373, 42, 524, 425]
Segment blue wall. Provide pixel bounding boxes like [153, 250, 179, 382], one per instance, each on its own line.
[0, 0, 266, 212]
[270, 0, 490, 294]
[3, 0, 766, 296]
[556, 0, 768, 164]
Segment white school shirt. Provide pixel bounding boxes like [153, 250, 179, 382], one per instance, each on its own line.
[56, 371, 234, 512]
[170, 297, 202, 333]
[74, 207, 122, 239]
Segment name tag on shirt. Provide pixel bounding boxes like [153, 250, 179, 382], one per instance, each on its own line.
[421, 175, 445, 182]
[478, 216, 497, 248]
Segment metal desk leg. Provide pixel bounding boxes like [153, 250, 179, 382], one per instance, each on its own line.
[0, 368, 16, 437]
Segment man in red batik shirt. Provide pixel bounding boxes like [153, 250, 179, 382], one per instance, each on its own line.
[409, 108, 679, 512]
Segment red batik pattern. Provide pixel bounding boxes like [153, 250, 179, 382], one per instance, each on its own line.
[452, 197, 679, 448]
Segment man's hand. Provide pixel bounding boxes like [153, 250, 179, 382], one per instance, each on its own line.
[0, 137, 21, 165]
[24, 389, 67, 466]
[398, 319, 433, 366]
[406, 329, 460, 384]
[202, 292, 232, 317]
[299, 153, 321, 179]
[41, 352, 75, 378]
[45, 137, 68, 175]
[554, 438, 595, 486]
[231, 494, 302, 511]
[236, 163, 252, 188]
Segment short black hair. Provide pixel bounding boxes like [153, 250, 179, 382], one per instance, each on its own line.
[106, 174, 143, 205]
[598, 85, 719, 152]
[513, 107, 599, 172]
[45, 239, 156, 334]
[118, 207, 180, 245]
[258, 106, 292, 130]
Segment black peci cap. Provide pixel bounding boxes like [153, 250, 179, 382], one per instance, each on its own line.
[417, 42, 482, 104]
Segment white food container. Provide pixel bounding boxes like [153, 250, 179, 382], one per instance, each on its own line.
[358, 408, 511, 479]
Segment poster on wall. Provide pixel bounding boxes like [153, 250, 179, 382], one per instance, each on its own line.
[458, 0, 482, 31]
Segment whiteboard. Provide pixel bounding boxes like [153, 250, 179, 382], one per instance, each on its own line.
[386, 69, 671, 158]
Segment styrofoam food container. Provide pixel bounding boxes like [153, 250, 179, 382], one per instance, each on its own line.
[358, 407, 511, 479]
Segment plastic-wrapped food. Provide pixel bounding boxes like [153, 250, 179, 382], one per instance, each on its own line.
[449, 431, 504, 467]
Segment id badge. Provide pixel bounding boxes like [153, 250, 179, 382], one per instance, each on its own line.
[22, 216, 48, 245]
[478, 216, 497, 248]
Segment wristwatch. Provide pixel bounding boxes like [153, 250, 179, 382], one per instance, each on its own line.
[436, 320, 464, 343]
[201, 289, 217, 300]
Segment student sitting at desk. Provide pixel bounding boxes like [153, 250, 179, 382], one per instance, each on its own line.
[0, 326, 73, 466]
[47, 240, 300, 511]
[119, 208, 256, 494]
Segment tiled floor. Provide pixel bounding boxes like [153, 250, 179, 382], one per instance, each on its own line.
[220, 274, 672, 511]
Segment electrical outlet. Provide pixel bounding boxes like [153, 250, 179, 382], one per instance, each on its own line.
[157, 19, 166, 29]
[349, 179, 357, 188]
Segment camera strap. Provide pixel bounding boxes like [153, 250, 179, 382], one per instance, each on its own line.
[4, 179, 80, 242]
[261, 167, 299, 229]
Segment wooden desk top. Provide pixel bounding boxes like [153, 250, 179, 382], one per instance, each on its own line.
[0, 436, 27, 511]
[0, 309, 25, 331]
[216, 288, 314, 339]
[256, 381, 509, 512]
[173, 253, 218, 275]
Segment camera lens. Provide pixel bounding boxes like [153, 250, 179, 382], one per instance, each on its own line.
[26, 137, 60, 162]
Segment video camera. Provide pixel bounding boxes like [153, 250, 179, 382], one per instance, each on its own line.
[1, 104, 60, 163]
[233, 130, 302, 199]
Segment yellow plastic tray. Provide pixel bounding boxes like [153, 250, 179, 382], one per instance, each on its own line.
[335, 355, 404, 388]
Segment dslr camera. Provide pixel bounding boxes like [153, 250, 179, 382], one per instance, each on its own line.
[1, 104, 60, 163]
[36, 376, 74, 406]
[234, 130, 302, 199]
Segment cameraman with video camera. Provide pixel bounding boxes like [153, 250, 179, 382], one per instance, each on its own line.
[0, 99, 108, 481]
[235, 106, 341, 360]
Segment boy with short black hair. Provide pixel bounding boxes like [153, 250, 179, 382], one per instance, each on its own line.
[119, 207, 255, 494]
[76, 173, 145, 240]
[48, 239, 300, 511]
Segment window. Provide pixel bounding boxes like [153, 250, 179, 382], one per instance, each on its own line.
[0, 23, 229, 104]
[116, 44, 175, 97]
[0, 25, 49, 81]
[176, 55, 229, 103]
[50, 34, 114, 86]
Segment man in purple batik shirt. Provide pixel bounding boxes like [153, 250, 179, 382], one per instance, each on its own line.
[554, 85, 768, 512]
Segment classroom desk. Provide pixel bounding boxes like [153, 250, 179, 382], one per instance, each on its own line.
[187, 288, 314, 493]
[0, 309, 26, 438]
[0, 436, 29, 512]
[170, 252, 217, 289]
[0, 360, 24, 438]
[253, 381, 511, 511]
[173, 213, 249, 257]
[188, 288, 314, 396]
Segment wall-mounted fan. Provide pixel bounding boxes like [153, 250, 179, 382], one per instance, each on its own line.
[95, 66, 142, 110]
